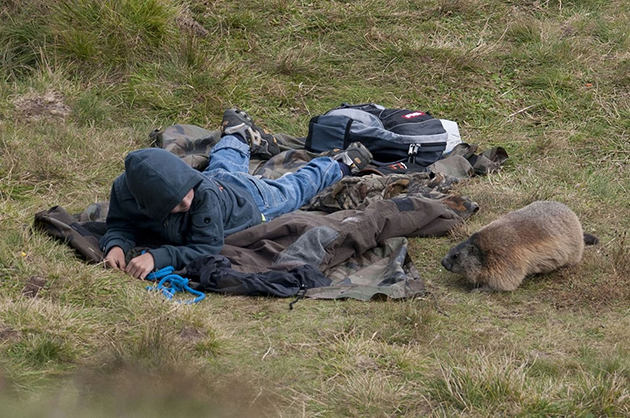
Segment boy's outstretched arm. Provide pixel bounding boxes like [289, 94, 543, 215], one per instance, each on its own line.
[100, 184, 137, 261]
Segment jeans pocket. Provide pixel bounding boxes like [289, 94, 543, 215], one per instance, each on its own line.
[249, 178, 287, 210]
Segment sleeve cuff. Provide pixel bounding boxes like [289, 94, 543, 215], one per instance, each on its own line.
[148, 247, 171, 269]
[103, 239, 133, 255]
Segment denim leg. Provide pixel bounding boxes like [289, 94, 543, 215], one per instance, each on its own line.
[204, 137, 342, 221]
[249, 156, 342, 220]
[204, 135, 250, 175]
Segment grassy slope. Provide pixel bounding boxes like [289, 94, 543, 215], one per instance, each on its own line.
[0, 0, 628, 416]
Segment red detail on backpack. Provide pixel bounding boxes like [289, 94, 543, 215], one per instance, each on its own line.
[403, 111, 425, 119]
[386, 162, 408, 170]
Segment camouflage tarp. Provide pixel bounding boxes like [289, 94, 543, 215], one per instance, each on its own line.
[302, 172, 478, 218]
[149, 124, 220, 171]
[307, 237, 424, 300]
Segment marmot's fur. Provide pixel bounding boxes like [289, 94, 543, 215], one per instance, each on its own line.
[441, 201, 598, 291]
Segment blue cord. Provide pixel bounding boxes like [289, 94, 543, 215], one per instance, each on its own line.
[145, 266, 174, 281]
[145, 267, 205, 304]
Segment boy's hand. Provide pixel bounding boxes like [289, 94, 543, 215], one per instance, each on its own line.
[104, 246, 126, 270]
[126, 252, 155, 280]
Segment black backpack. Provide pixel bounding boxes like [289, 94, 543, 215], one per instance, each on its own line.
[305, 103, 448, 167]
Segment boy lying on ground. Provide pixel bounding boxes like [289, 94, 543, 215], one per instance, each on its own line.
[100, 109, 372, 279]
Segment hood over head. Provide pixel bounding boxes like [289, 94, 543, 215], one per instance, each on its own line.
[124, 148, 203, 221]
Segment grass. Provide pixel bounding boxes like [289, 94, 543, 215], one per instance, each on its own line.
[1, 0, 629, 416]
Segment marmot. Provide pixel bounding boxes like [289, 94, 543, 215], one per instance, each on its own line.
[441, 201, 598, 291]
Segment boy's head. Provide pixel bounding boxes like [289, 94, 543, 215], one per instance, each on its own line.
[124, 148, 203, 221]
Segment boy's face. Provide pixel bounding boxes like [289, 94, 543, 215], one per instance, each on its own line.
[171, 188, 195, 213]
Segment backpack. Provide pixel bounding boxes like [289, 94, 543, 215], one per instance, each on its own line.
[305, 103, 449, 167]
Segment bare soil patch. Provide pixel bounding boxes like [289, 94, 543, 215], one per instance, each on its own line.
[13, 91, 71, 122]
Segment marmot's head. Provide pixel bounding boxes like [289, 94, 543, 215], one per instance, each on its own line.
[441, 235, 485, 281]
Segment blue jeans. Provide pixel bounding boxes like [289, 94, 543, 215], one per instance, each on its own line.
[203, 135, 342, 221]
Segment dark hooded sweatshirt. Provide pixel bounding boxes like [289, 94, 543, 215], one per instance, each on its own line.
[99, 148, 262, 269]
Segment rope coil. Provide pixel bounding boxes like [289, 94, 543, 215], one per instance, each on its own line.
[145, 266, 205, 304]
